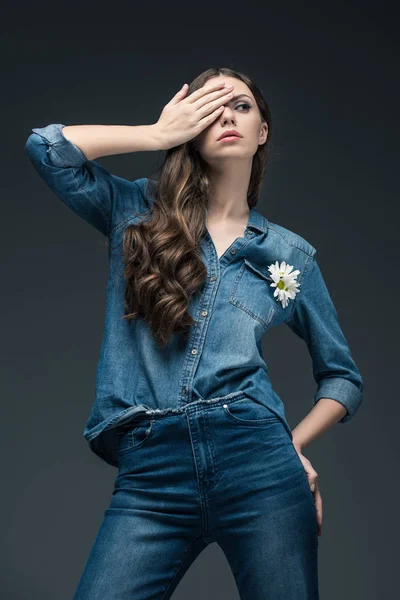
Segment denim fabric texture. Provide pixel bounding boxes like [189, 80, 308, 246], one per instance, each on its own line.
[25, 123, 364, 469]
[71, 396, 320, 599]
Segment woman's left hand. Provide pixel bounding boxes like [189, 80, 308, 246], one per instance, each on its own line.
[293, 444, 323, 536]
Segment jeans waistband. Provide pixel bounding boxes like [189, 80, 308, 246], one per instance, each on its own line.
[142, 390, 248, 419]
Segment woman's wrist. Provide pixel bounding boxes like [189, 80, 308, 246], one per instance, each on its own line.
[147, 123, 168, 151]
[292, 439, 304, 452]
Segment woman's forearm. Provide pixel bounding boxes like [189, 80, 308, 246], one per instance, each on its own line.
[61, 124, 163, 161]
[291, 398, 348, 450]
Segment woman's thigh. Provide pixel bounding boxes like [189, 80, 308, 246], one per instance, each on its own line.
[73, 415, 207, 600]
[72, 514, 207, 600]
[206, 399, 319, 599]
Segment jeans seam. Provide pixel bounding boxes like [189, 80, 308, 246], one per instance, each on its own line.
[158, 536, 205, 600]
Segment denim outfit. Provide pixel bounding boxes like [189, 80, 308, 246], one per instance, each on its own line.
[25, 123, 363, 599]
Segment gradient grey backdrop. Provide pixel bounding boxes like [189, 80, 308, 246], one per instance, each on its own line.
[3, 1, 398, 598]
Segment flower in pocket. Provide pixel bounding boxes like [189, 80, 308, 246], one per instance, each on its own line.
[267, 260, 301, 308]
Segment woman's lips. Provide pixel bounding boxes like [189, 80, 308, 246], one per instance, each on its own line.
[218, 135, 241, 142]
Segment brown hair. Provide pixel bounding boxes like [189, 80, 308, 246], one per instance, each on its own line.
[121, 67, 272, 348]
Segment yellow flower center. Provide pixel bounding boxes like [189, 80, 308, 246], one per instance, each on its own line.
[277, 279, 286, 290]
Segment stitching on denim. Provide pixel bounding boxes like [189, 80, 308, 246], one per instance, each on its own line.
[268, 223, 316, 257]
[116, 420, 155, 455]
[144, 392, 248, 419]
[68, 165, 111, 234]
[109, 180, 148, 237]
[203, 407, 219, 490]
[111, 211, 143, 235]
[176, 233, 221, 406]
[108, 212, 144, 251]
[229, 260, 277, 328]
[230, 297, 276, 329]
[243, 258, 272, 281]
[176, 252, 216, 407]
[88, 404, 155, 440]
[159, 536, 205, 600]
[285, 251, 316, 324]
[223, 399, 280, 424]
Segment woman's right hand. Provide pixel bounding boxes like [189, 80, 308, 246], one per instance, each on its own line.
[153, 80, 235, 150]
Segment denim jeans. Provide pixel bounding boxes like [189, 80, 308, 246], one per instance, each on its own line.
[73, 392, 319, 599]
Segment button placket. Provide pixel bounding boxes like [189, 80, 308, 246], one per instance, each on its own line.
[179, 221, 261, 407]
[178, 251, 221, 406]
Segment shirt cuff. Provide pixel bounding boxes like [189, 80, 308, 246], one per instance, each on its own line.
[31, 123, 88, 168]
[313, 377, 363, 423]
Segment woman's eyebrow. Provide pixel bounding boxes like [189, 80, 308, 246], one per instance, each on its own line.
[230, 93, 253, 101]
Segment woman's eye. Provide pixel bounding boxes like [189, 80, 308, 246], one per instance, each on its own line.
[236, 103, 251, 111]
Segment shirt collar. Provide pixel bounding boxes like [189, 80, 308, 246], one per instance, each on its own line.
[248, 208, 268, 234]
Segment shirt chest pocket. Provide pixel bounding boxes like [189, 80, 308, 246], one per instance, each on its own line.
[229, 259, 279, 329]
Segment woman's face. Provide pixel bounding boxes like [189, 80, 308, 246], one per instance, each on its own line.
[193, 76, 268, 167]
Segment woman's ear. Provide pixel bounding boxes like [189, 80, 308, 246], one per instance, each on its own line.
[259, 122, 268, 145]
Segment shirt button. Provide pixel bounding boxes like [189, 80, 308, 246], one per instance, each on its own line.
[201, 310, 208, 317]
[246, 229, 253, 235]
[183, 387, 188, 394]
[191, 348, 198, 355]
[230, 248, 236, 254]
[210, 276, 216, 282]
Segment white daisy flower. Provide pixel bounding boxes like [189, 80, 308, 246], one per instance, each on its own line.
[267, 260, 301, 308]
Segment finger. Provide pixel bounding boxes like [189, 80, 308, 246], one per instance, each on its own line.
[169, 83, 189, 105]
[314, 484, 323, 535]
[196, 90, 234, 117]
[310, 476, 317, 493]
[187, 80, 227, 104]
[314, 483, 322, 506]
[305, 466, 318, 492]
[196, 105, 226, 132]
[194, 86, 233, 110]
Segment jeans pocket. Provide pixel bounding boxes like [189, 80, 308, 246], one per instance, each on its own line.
[222, 397, 281, 426]
[116, 418, 155, 455]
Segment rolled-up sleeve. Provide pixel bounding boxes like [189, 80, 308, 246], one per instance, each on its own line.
[24, 123, 146, 236]
[285, 252, 363, 423]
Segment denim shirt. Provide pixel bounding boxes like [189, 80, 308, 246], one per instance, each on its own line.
[25, 123, 364, 467]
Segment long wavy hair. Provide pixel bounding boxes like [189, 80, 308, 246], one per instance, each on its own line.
[121, 67, 272, 348]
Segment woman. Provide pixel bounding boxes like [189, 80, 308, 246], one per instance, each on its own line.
[25, 67, 363, 599]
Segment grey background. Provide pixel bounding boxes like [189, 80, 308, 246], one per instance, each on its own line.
[2, 1, 398, 598]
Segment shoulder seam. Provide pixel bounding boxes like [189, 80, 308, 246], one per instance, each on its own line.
[284, 251, 316, 324]
[268, 223, 316, 257]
